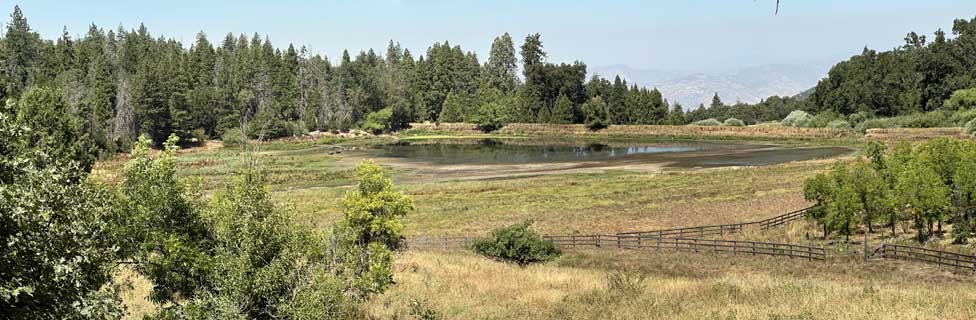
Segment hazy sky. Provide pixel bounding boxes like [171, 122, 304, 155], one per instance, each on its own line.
[4, 0, 973, 72]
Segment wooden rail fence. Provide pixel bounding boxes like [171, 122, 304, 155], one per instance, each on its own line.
[757, 207, 810, 230]
[876, 243, 976, 272]
[406, 234, 825, 261]
[617, 205, 814, 239]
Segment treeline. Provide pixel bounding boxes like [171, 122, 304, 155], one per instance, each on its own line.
[804, 138, 976, 243]
[810, 17, 976, 117]
[0, 6, 724, 154]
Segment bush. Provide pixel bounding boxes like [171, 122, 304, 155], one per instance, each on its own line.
[827, 119, 852, 130]
[363, 108, 394, 134]
[805, 111, 843, 128]
[782, 110, 812, 127]
[220, 127, 248, 147]
[949, 108, 976, 126]
[943, 88, 976, 110]
[469, 220, 561, 266]
[967, 118, 976, 136]
[690, 118, 722, 126]
[848, 111, 870, 125]
[474, 102, 508, 133]
[723, 118, 745, 127]
[900, 111, 949, 128]
[855, 117, 899, 133]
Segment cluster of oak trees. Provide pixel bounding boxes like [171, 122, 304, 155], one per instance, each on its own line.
[805, 138, 976, 243]
[811, 17, 976, 117]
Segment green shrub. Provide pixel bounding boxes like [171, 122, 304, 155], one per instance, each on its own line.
[723, 118, 745, 127]
[469, 220, 561, 266]
[952, 219, 971, 244]
[855, 117, 898, 133]
[848, 111, 870, 125]
[827, 119, 852, 130]
[943, 88, 976, 110]
[782, 110, 812, 127]
[966, 118, 976, 136]
[220, 127, 248, 147]
[805, 111, 843, 128]
[475, 102, 509, 133]
[690, 118, 722, 126]
[582, 97, 610, 131]
[900, 111, 949, 128]
[949, 108, 976, 126]
[363, 107, 394, 134]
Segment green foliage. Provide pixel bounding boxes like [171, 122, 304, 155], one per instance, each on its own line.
[14, 86, 94, 174]
[438, 92, 469, 123]
[1, 85, 126, 318]
[551, 94, 575, 124]
[690, 118, 722, 126]
[220, 127, 248, 147]
[120, 135, 213, 303]
[943, 88, 976, 110]
[826, 119, 852, 129]
[336, 160, 413, 297]
[804, 111, 843, 128]
[469, 220, 561, 266]
[806, 138, 976, 242]
[781, 110, 812, 127]
[363, 107, 395, 134]
[582, 96, 609, 131]
[966, 118, 976, 136]
[722, 117, 745, 127]
[474, 101, 509, 133]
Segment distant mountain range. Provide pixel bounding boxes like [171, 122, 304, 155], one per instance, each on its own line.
[590, 61, 834, 110]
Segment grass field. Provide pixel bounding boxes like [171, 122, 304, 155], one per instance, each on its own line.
[100, 132, 976, 320]
[368, 250, 976, 319]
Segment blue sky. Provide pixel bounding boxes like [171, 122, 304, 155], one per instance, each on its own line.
[4, 0, 973, 72]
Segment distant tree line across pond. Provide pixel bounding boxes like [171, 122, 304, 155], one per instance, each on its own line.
[1, 5, 975, 154]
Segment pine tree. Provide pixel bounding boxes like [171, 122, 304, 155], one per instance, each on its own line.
[551, 94, 574, 124]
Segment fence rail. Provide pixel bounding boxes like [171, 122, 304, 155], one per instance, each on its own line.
[617, 223, 749, 239]
[617, 205, 814, 239]
[407, 234, 825, 261]
[757, 207, 810, 230]
[877, 244, 976, 272]
[545, 234, 825, 261]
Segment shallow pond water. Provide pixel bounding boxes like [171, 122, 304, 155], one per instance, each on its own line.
[368, 139, 852, 168]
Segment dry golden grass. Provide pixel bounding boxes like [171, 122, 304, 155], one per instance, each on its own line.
[369, 250, 976, 320]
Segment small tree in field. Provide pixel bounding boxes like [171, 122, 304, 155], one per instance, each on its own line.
[470, 220, 561, 266]
[337, 160, 413, 297]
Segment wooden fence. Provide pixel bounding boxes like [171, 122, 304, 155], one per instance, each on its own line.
[617, 223, 748, 239]
[876, 243, 976, 272]
[757, 207, 810, 230]
[545, 234, 825, 260]
[617, 205, 815, 239]
[406, 234, 825, 261]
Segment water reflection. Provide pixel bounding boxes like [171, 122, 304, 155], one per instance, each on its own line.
[374, 139, 701, 165]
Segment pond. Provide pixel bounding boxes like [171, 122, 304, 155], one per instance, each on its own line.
[368, 139, 853, 168]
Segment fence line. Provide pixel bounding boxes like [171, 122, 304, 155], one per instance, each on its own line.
[876, 243, 976, 272]
[406, 234, 825, 261]
[757, 207, 810, 230]
[617, 205, 814, 239]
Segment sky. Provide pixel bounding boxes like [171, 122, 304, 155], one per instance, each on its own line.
[3, 0, 974, 72]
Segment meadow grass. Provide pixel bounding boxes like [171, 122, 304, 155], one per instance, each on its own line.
[368, 250, 976, 319]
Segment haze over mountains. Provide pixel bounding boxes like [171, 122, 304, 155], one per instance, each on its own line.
[591, 60, 836, 110]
